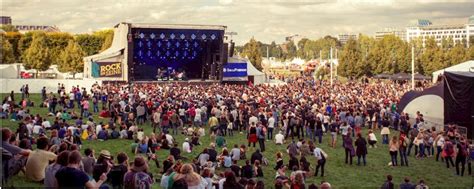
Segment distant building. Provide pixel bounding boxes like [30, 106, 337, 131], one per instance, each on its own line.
[14, 25, 60, 33]
[375, 28, 406, 40]
[0, 15, 60, 33]
[0, 16, 12, 25]
[406, 17, 474, 47]
[337, 34, 357, 45]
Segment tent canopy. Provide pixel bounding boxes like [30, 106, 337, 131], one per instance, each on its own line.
[373, 73, 430, 80]
[432, 60, 474, 83]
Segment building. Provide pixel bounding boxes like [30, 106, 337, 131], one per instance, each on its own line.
[375, 28, 406, 40]
[337, 34, 357, 45]
[0, 16, 60, 33]
[406, 16, 474, 47]
[0, 16, 12, 25]
[14, 25, 60, 33]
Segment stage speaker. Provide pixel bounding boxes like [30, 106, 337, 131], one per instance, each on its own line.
[229, 40, 235, 57]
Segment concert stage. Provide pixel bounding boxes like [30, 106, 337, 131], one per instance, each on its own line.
[83, 23, 228, 82]
[131, 79, 220, 85]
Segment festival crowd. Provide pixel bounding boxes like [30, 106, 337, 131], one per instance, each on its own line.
[1, 76, 472, 189]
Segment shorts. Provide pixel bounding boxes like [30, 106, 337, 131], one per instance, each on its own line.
[331, 132, 337, 140]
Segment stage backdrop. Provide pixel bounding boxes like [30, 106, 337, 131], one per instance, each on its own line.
[131, 28, 224, 80]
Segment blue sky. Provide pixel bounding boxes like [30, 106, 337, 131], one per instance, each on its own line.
[2, 0, 473, 45]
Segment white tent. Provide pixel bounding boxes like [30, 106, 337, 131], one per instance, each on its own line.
[227, 56, 266, 84]
[432, 60, 474, 83]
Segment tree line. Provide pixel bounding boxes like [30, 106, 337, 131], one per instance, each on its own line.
[1, 25, 113, 77]
[338, 34, 474, 77]
[238, 34, 473, 77]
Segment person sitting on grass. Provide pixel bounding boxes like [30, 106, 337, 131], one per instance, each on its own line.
[216, 131, 226, 148]
[135, 138, 150, 154]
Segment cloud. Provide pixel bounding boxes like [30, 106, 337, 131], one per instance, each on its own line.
[1, 0, 473, 44]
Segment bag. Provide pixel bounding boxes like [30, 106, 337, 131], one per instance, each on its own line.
[81, 130, 89, 140]
[132, 171, 151, 189]
[227, 123, 233, 130]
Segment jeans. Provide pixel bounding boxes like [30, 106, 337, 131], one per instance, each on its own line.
[315, 159, 326, 176]
[382, 135, 389, 144]
[172, 123, 178, 135]
[446, 156, 455, 168]
[456, 156, 466, 176]
[93, 104, 99, 113]
[436, 146, 443, 161]
[400, 149, 408, 166]
[357, 154, 366, 166]
[345, 148, 353, 165]
[258, 138, 265, 152]
[407, 142, 418, 156]
[227, 128, 233, 136]
[419, 143, 425, 158]
[316, 129, 323, 144]
[267, 127, 274, 140]
[390, 151, 398, 166]
[83, 109, 89, 118]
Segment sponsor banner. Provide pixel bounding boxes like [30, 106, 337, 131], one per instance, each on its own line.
[92, 62, 122, 77]
[223, 63, 247, 77]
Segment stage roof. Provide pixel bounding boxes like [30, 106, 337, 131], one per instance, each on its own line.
[127, 23, 226, 31]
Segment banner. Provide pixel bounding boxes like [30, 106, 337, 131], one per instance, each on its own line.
[223, 63, 247, 77]
[91, 62, 122, 77]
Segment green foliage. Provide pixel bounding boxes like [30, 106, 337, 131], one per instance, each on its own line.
[22, 32, 51, 72]
[338, 38, 361, 77]
[4, 32, 22, 62]
[94, 29, 114, 52]
[1, 35, 15, 64]
[283, 40, 297, 60]
[58, 40, 85, 77]
[75, 34, 104, 56]
[0, 24, 18, 32]
[47, 32, 74, 65]
[241, 37, 263, 71]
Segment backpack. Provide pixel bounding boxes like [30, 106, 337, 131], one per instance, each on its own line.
[125, 105, 131, 113]
[459, 143, 468, 157]
[133, 171, 151, 189]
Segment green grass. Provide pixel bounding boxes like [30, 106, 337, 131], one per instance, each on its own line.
[1, 94, 473, 188]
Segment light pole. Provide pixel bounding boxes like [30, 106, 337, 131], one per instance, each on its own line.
[330, 47, 333, 86]
[411, 45, 415, 90]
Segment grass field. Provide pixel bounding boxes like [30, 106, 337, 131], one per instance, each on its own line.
[1, 93, 472, 188]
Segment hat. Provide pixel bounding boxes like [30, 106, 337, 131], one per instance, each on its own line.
[185, 138, 189, 141]
[99, 150, 112, 159]
[131, 156, 148, 172]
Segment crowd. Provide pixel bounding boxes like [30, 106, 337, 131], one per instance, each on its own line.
[1, 76, 472, 189]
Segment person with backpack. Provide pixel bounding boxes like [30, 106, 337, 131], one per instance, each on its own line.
[123, 156, 153, 189]
[399, 133, 409, 166]
[455, 138, 468, 176]
[442, 138, 455, 169]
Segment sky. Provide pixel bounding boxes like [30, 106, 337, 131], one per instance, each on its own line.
[2, 0, 473, 45]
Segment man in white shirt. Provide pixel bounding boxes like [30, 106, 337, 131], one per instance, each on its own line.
[41, 120, 51, 130]
[182, 138, 192, 153]
[268, 116, 275, 140]
[275, 131, 285, 145]
[249, 115, 258, 126]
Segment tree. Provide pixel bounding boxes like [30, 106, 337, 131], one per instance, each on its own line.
[47, 32, 74, 65]
[445, 42, 467, 67]
[338, 38, 361, 77]
[421, 37, 443, 75]
[284, 40, 297, 60]
[75, 34, 103, 56]
[1, 36, 15, 64]
[94, 29, 114, 52]
[4, 32, 22, 62]
[58, 40, 85, 78]
[23, 32, 52, 76]
[0, 25, 18, 32]
[241, 37, 263, 71]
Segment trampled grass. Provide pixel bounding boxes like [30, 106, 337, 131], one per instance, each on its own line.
[1, 93, 472, 188]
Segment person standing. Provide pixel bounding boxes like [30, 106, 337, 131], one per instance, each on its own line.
[248, 123, 257, 148]
[434, 132, 445, 162]
[399, 133, 409, 166]
[256, 123, 266, 152]
[267, 115, 275, 140]
[355, 133, 367, 166]
[389, 136, 399, 166]
[313, 144, 327, 177]
[343, 132, 354, 165]
[443, 138, 455, 168]
[455, 138, 468, 176]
